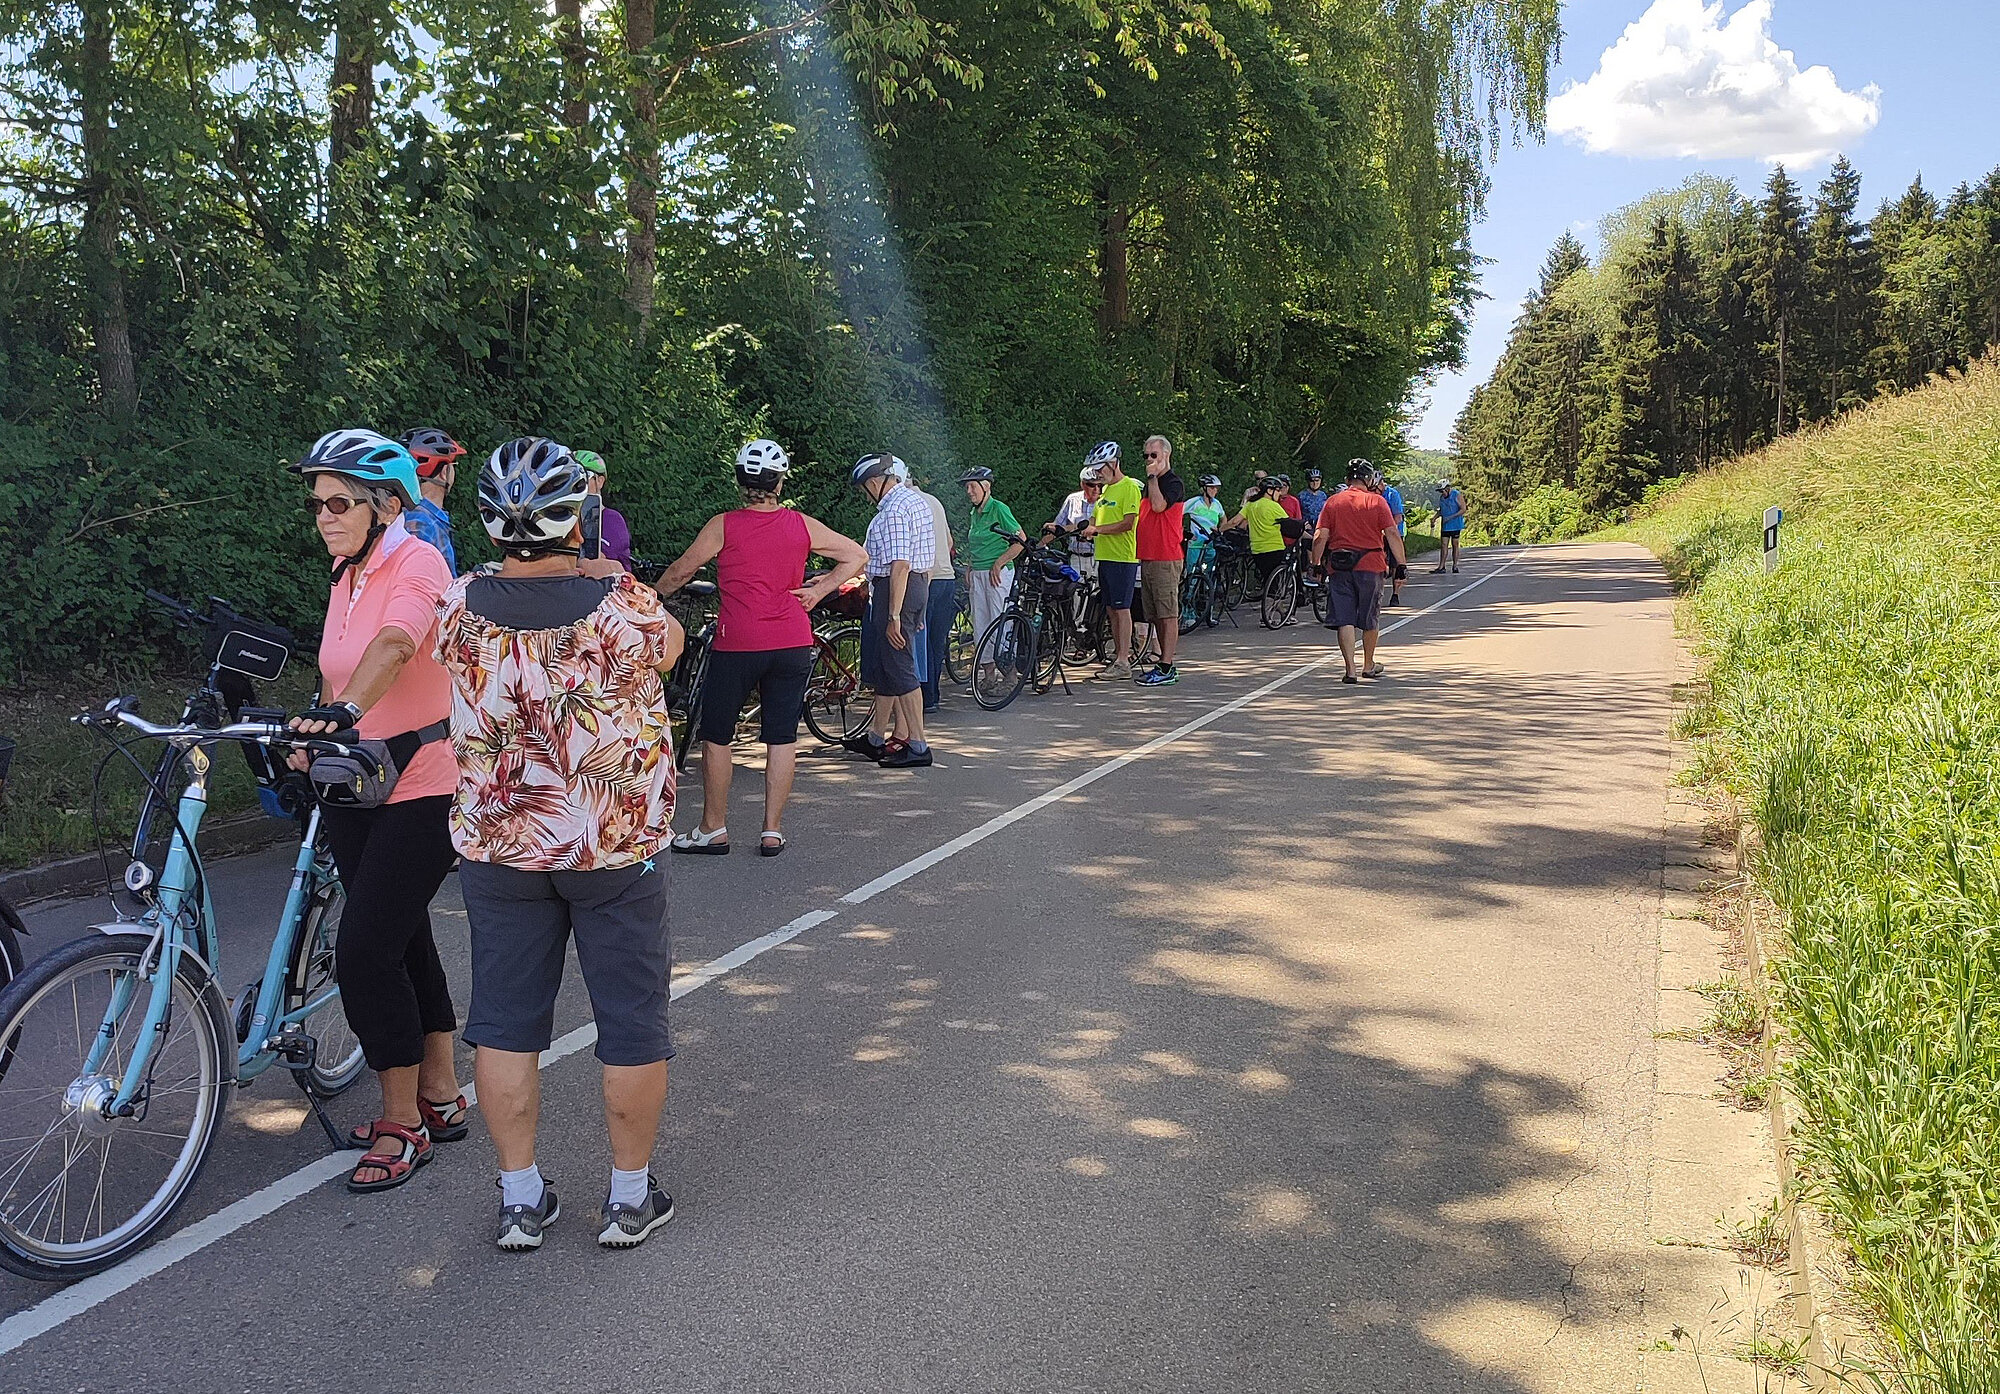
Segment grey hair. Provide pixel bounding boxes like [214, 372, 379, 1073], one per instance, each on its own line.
[1145, 435, 1172, 456]
[330, 474, 404, 520]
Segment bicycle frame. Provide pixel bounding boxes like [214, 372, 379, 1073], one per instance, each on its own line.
[82, 727, 337, 1116]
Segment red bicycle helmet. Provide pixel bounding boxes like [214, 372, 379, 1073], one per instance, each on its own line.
[400, 427, 466, 480]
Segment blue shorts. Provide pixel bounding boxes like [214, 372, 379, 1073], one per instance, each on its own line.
[1097, 560, 1140, 611]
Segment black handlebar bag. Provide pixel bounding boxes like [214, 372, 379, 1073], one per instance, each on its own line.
[308, 720, 450, 809]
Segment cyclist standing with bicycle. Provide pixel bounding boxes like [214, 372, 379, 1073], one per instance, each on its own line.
[437, 437, 686, 1251]
[287, 430, 466, 1196]
[656, 440, 866, 856]
[960, 467, 1022, 681]
[1080, 442, 1141, 679]
[1221, 480, 1290, 591]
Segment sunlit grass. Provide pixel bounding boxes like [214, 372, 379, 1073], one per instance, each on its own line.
[1609, 359, 2000, 1392]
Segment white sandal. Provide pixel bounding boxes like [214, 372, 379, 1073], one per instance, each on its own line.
[759, 831, 786, 858]
[670, 825, 730, 855]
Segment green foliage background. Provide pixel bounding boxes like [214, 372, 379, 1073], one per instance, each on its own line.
[0, 0, 1560, 680]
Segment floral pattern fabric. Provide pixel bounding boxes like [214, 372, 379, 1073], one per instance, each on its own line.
[435, 573, 676, 871]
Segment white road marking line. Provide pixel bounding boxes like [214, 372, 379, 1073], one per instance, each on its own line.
[0, 553, 1522, 1357]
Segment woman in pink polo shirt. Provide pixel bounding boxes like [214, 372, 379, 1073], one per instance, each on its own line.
[289, 430, 465, 1195]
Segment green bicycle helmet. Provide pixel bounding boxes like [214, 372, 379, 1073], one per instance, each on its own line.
[294, 430, 421, 508]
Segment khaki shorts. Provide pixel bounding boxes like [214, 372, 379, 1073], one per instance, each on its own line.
[1139, 560, 1183, 626]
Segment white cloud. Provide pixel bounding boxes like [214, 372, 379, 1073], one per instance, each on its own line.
[1548, 0, 1880, 164]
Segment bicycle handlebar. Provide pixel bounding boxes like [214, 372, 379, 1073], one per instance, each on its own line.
[77, 699, 364, 753]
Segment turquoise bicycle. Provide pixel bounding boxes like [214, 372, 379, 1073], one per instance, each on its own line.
[0, 605, 366, 1281]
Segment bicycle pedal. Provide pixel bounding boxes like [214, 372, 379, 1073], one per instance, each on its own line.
[268, 1028, 318, 1071]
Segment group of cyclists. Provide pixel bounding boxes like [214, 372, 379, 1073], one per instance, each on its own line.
[239, 422, 1457, 1255]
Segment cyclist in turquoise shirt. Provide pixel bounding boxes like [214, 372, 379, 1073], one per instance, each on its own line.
[1184, 474, 1226, 565]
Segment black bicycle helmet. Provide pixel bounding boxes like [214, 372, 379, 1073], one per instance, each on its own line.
[478, 437, 591, 555]
[957, 466, 996, 485]
[1347, 457, 1374, 483]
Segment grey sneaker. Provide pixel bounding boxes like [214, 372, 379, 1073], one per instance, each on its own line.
[598, 1180, 675, 1248]
[496, 1181, 560, 1251]
[1103, 658, 1133, 681]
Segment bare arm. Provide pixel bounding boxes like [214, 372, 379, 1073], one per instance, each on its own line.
[333, 627, 417, 711]
[794, 515, 868, 608]
[1385, 527, 1407, 568]
[1310, 521, 1331, 567]
[656, 514, 726, 595]
[655, 610, 687, 674]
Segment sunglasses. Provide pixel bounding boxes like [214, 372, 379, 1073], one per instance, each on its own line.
[305, 495, 367, 517]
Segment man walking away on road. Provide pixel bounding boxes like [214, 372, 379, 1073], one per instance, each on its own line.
[1312, 458, 1406, 684]
[1135, 436, 1186, 686]
[961, 468, 1022, 670]
[438, 437, 686, 1253]
[400, 428, 465, 574]
[1434, 481, 1466, 574]
[1081, 442, 1141, 679]
[916, 483, 956, 714]
[1296, 469, 1329, 531]
[1376, 470, 1407, 606]
[848, 454, 936, 768]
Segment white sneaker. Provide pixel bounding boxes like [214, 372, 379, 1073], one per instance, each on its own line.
[1103, 659, 1133, 680]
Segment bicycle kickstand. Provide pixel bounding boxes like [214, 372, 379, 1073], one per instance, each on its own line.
[294, 1074, 352, 1150]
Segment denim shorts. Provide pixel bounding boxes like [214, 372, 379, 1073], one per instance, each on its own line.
[460, 858, 674, 1067]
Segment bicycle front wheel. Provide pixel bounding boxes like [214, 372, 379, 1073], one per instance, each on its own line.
[1261, 567, 1297, 628]
[943, 604, 975, 685]
[973, 612, 1033, 711]
[1310, 571, 1331, 625]
[672, 640, 710, 773]
[290, 875, 364, 1097]
[804, 623, 870, 744]
[0, 932, 230, 1282]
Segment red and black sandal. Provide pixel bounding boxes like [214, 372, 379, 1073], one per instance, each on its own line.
[345, 1121, 432, 1193]
[348, 1093, 470, 1149]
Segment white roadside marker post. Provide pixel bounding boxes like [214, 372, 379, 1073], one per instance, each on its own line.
[1763, 506, 1782, 574]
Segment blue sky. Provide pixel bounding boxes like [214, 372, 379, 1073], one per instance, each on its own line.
[1413, 0, 2000, 449]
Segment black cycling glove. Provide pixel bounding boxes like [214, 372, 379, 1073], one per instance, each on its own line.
[1394, 563, 1408, 581]
[295, 701, 363, 731]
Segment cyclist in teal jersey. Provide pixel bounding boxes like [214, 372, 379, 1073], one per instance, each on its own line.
[1184, 475, 1226, 563]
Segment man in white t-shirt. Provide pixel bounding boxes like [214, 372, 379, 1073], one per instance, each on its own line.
[1045, 468, 1101, 579]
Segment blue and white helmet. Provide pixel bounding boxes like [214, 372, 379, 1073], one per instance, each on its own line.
[479, 437, 591, 553]
[1084, 440, 1121, 470]
[294, 429, 421, 508]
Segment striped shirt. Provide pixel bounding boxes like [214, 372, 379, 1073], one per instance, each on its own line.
[864, 483, 937, 576]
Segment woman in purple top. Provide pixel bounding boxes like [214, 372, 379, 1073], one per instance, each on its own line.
[655, 440, 866, 856]
[575, 450, 633, 570]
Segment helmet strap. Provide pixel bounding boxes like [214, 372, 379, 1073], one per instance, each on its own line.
[329, 521, 387, 586]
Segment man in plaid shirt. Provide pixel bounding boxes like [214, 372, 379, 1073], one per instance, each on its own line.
[848, 453, 937, 768]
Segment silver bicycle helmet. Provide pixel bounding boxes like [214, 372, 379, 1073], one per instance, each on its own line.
[1084, 440, 1121, 470]
[852, 453, 904, 488]
[479, 437, 592, 555]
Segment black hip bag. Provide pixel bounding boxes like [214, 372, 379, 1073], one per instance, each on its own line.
[1324, 548, 1365, 573]
[309, 720, 451, 809]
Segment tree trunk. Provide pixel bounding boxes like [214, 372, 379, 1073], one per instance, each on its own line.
[1097, 190, 1129, 336]
[79, 0, 137, 424]
[623, 0, 660, 328]
[329, 0, 381, 168]
[1775, 313, 1788, 436]
[557, 0, 589, 130]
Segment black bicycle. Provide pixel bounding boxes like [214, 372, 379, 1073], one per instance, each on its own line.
[661, 580, 718, 772]
[0, 736, 25, 994]
[970, 529, 1088, 711]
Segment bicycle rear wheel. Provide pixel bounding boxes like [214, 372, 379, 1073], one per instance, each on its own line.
[1179, 570, 1208, 636]
[972, 612, 1033, 711]
[943, 603, 975, 685]
[1222, 557, 1248, 611]
[804, 623, 870, 744]
[0, 932, 230, 1281]
[671, 639, 710, 773]
[1309, 570, 1331, 625]
[1260, 567, 1297, 628]
[289, 873, 364, 1097]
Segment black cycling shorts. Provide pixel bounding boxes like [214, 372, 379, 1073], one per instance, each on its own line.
[699, 645, 813, 746]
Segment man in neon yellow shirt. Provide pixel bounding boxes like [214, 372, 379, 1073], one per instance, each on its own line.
[1080, 441, 1142, 678]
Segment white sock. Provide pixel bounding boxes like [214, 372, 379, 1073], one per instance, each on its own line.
[500, 1163, 544, 1209]
[610, 1165, 651, 1208]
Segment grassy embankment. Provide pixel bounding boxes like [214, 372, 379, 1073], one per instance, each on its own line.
[1608, 362, 2000, 1391]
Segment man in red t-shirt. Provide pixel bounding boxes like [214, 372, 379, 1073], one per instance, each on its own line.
[1310, 458, 1407, 683]
[1134, 435, 1187, 685]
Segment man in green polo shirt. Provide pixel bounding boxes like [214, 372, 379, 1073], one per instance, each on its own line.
[959, 467, 1023, 653]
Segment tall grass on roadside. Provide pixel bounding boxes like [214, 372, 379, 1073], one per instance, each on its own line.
[1614, 361, 2000, 1393]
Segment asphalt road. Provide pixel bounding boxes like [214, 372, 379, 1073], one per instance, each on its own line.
[0, 544, 1705, 1392]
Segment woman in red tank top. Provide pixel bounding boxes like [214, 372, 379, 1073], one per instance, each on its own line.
[654, 440, 867, 855]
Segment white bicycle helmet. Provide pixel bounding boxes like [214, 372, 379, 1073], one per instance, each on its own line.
[1084, 440, 1121, 470]
[735, 438, 790, 490]
[479, 437, 592, 556]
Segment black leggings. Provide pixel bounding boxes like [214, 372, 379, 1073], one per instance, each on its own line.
[1253, 549, 1286, 587]
[318, 795, 458, 1072]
